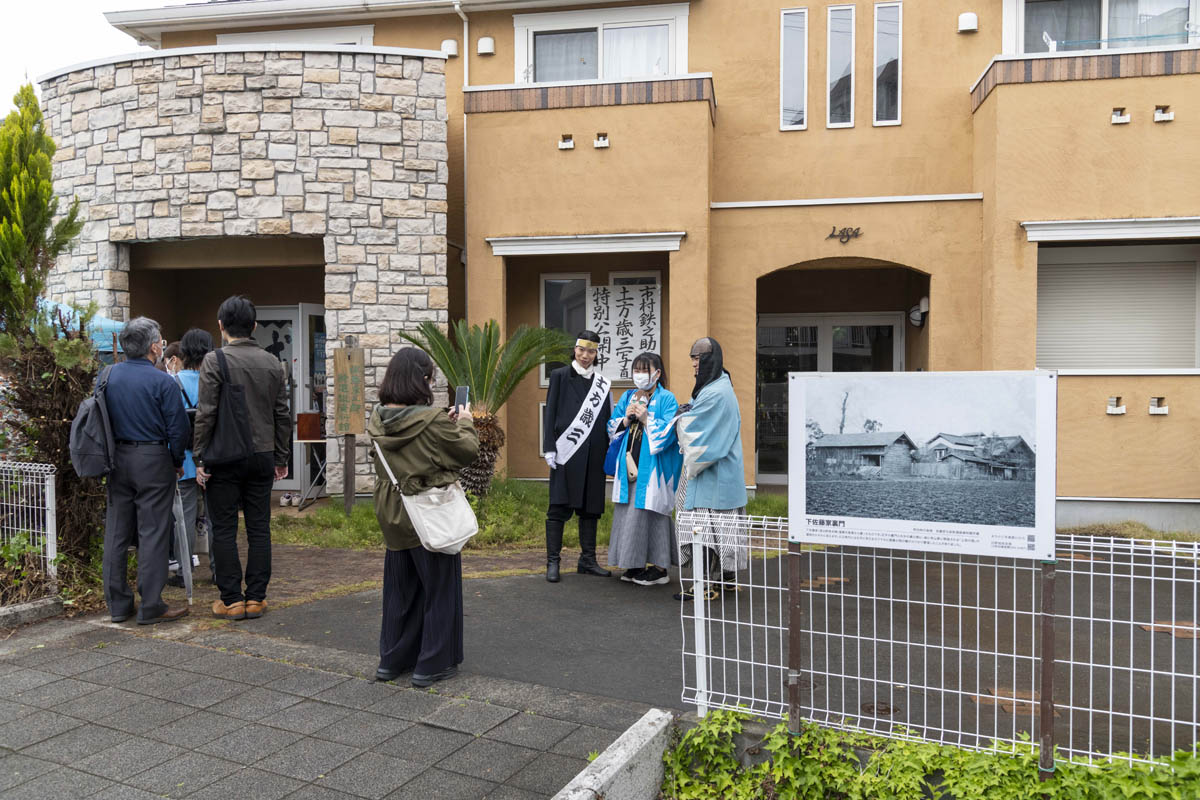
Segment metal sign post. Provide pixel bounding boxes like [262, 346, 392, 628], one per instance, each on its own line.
[333, 335, 365, 517]
[1038, 559, 1058, 783]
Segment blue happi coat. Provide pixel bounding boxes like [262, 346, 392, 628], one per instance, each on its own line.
[607, 387, 683, 516]
[678, 374, 748, 511]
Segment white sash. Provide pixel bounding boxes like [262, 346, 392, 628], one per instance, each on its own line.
[555, 372, 612, 465]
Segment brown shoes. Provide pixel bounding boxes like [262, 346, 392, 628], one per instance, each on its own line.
[212, 600, 246, 620]
[244, 599, 268, 619]
[138, 605, 189, 625]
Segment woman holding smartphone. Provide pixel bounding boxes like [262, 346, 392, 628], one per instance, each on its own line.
[606, 352, 683, 586]
[369, 348, 479, 688]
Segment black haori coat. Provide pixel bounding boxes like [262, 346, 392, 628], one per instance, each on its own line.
[543, 365, 612, 516]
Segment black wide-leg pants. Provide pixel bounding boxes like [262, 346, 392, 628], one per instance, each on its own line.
[379, 546, 464, 675]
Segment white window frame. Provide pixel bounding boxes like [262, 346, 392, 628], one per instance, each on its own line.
[540, 272, 592, 387]
[873, 2, 902, 127]
[1014, 0, 1200, 54]
[757, 312, 906, 372]
[779, 7, 809, 131]
[513, 3, 690, 84]
[1036, 243, 1200, 370]
[826, 5, 856, 129]
[609, 270, 662, 286]
[216, 25, 375, 46]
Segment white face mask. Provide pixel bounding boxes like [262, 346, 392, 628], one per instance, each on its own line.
[632, 371, 657, 391]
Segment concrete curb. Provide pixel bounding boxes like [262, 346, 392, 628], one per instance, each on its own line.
[554, 707, 674, 800]
[0, 596, 63, 629]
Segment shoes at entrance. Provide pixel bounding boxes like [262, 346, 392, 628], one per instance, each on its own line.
[280, 493, 293, 507]
[138, 605, 189, 625]
[212, 599, 247, 620]
[244, 599, 268, 619]
[633, 566, 670, 586]
[411, 665, 458, 688]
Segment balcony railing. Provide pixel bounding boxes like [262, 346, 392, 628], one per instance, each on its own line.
[971, 43, 1200, 111]
[464, 73, 716, 123]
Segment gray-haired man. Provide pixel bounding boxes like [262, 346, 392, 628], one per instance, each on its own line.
[102, 317, 191, 624]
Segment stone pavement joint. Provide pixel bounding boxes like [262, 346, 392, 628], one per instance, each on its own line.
[0, 621, 641, 799]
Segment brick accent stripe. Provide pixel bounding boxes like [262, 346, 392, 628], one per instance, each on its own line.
[465, 77, 716, 124]
[972, 48, 1200, 111]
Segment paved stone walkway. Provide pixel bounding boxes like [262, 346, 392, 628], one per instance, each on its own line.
[0, 620, 650, 799]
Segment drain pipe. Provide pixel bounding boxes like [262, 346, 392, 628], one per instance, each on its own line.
[454, 0, 470, 319]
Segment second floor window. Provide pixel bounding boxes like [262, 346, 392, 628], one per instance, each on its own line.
[874, 3, 901, 125]
[1024, 0, 1194, 52]
[827, 6, 855, 127]
[780, 9, 808, 129]
[516, 4, 689, 84]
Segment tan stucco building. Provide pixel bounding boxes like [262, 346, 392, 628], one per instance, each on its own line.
[43, 0, 1200, 528]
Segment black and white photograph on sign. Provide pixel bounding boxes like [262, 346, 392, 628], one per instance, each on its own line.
[788, 371, 1057, 560]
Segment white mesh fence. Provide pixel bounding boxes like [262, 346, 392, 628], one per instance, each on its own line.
[0, 461, 58, 600]
[679, 511, 1200, 766]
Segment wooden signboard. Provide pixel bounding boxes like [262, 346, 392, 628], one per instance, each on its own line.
[333, 347, 366, 436]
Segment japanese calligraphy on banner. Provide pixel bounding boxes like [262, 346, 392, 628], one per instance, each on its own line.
[587, 284, 661, 382]
[333, 347, 366, 435]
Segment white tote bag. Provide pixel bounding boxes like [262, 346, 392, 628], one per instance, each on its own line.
[373, 440, 479, 554]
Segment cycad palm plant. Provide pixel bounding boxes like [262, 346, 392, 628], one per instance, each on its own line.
[399, 320, 572, 496]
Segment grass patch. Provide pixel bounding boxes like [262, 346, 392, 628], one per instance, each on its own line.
[746, 492, 788, 518]
[271, 502, 384, 549]
[1057, 520, 1200, 543]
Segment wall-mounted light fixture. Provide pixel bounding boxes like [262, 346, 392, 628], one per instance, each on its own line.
[957, 12, 979, 33]
[440, 39, 459, 57]
[907, 296, 930, 327]
[477, 36, 495, 55]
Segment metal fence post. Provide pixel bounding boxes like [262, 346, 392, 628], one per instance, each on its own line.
[788, 541, 804, 734]
[43, 470, 58, 594]
[1038, 559, 1057, 782]
[692, 531, 708, 718]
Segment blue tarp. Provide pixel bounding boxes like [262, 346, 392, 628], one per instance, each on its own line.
[38, 298, 124, 353]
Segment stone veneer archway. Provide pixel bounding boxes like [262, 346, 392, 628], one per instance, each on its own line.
[39, 45, 450, 493]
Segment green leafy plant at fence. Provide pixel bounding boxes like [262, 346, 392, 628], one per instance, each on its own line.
[0, 532, 51, 605]
[661, 709, 1200, 800]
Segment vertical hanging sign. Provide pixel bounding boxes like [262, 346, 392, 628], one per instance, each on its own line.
[333, 347, 366, 436]
[588, 285, 614, 374]
[587, 284, 662, 383]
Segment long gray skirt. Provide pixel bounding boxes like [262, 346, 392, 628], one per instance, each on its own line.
[608, 494, 678, 569]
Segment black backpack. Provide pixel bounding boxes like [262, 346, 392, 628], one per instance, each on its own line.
[69, 365, 116, 478]
[200, 349, 254, 466]
[174, 374, 197, 451]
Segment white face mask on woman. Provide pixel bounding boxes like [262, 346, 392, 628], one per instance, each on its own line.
[632, 370, 658, 391]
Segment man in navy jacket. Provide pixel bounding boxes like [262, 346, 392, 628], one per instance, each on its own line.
[102, 316, 191, 624]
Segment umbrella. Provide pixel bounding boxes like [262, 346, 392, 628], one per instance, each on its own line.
[171, 485, 193, 604]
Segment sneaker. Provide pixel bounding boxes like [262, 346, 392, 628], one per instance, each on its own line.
[411, 665, 458, 688]
[633, 566, 669, 586]
[674, 586, 719, 602]
[279, 493, 293, 508]
[167, 559, 180, 574]
[191, 554, 200, 568]
[619, 568, 645, 583]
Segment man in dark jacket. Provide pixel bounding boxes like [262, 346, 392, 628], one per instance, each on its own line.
[194, 295, 291, 621]
[102, 317, 191, 624]
[542, 330, 613, 582]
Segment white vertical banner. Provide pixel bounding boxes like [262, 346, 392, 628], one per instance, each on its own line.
[588, 283, 662, 383]
[588, 285, 614, 376]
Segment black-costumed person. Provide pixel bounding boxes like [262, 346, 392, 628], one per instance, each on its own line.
[542, 331, 614, 582]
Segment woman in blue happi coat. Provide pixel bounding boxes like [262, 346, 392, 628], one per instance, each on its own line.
[606, 352, 683, 586]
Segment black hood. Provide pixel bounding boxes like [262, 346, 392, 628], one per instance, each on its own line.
[691, 337, 731, 399]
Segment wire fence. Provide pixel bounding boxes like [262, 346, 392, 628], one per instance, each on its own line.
[679, 512, 1200, 766]
[0, 461, 58, 603]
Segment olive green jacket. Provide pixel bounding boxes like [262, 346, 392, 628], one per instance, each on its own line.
[369, 404, 479, 551]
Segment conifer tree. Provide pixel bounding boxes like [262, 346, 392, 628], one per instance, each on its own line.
[0, 83, 81, 333]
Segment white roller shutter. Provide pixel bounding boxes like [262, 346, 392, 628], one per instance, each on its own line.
[1037, 259, 1197, 369]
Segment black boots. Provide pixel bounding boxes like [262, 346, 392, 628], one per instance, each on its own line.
[546, 519, 564, 583]
[577, 517, 611, 577]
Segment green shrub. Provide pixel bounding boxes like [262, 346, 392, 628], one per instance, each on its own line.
[662, 709, 1200, 800]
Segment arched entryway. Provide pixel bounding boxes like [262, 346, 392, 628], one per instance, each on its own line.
[755, 258, 930, 482]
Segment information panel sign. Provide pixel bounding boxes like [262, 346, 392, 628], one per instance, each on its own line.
[333, 347, 366, 436]
[788, 371, 1057, 560]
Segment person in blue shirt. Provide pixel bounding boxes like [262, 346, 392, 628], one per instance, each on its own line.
[101, 317, 192, 624]
[675, 337, 749, 602]
[606, 352, 683, 587]
[166, 329, 214, 586]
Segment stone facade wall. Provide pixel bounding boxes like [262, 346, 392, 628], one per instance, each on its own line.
[40, 47, 449, 493]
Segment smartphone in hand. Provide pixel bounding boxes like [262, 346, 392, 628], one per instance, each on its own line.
[454, 385, 470, 412]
